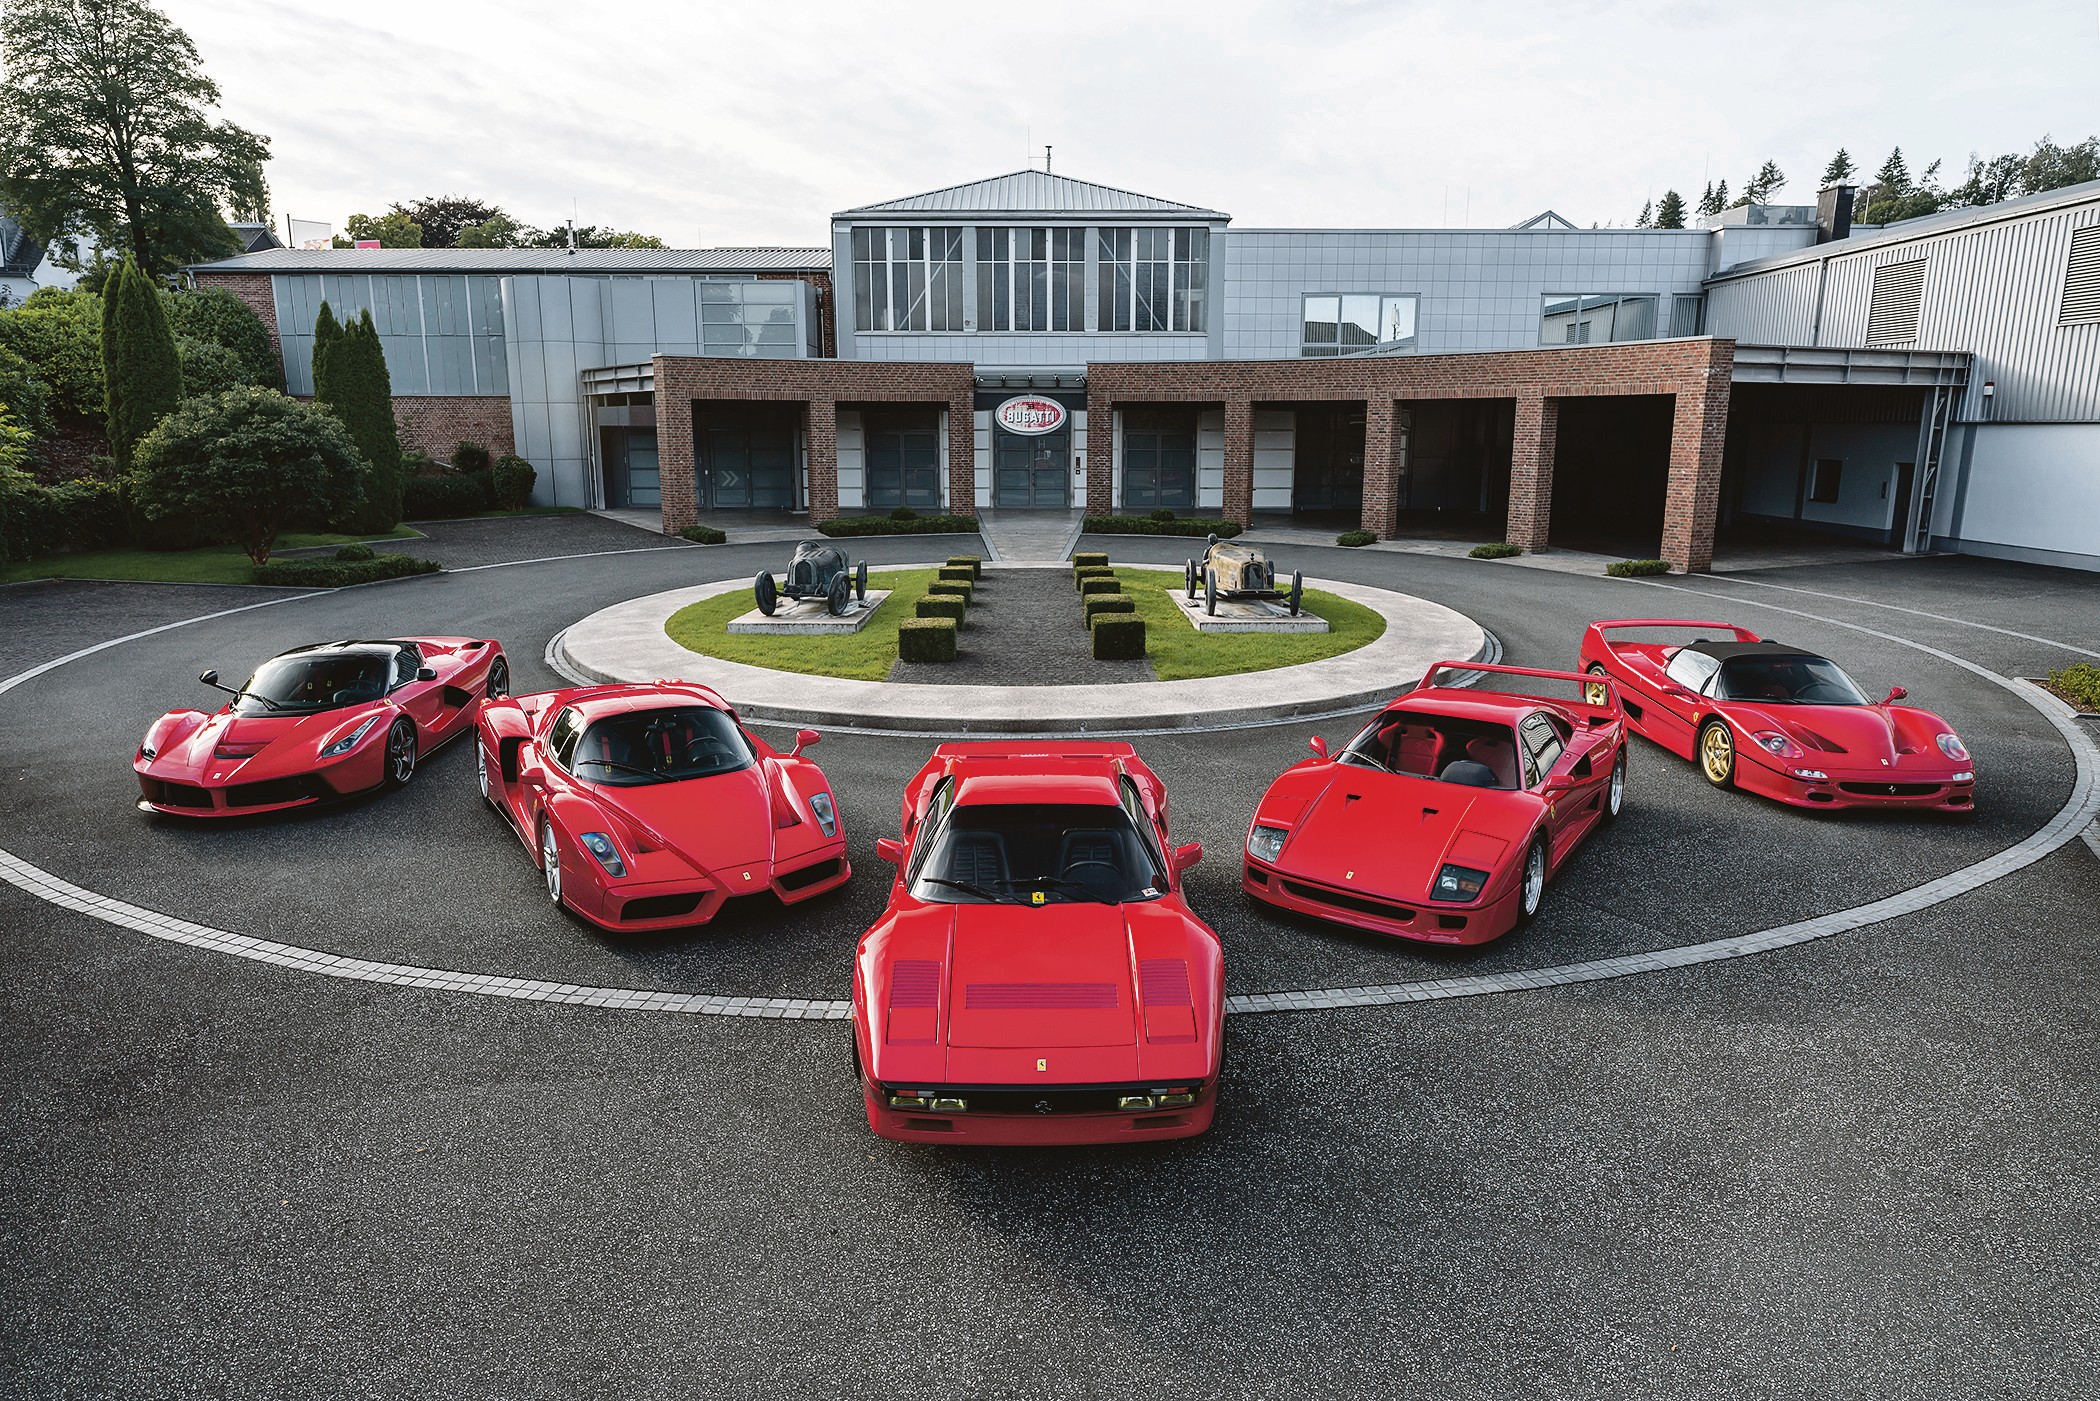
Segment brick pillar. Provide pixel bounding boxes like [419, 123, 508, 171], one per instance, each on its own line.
[1361, 397, 1398, 538]
[658, 368, 698, 535]
[1661, 350, 1734, 573]
[806, 398, 839, 523]
[947, 391, 977, 518]
[1223, 397, 1254, 527]
[1085, 391, 1113, 513]
[1505, 392, 1559, 552]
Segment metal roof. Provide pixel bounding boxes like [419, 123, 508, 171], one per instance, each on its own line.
[184, 246, 832, 275]
[836, 169, 1225, 219]
[1706, 178, 2100, 283]
[1, 215, 43, 278]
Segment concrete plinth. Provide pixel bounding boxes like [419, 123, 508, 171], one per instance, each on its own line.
[1168, 590, 1330, 634]
[727, 591, 890, 635]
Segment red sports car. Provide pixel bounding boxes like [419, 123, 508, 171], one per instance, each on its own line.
[476, 681, 849, 931]
[1579, 619, 1975, 812]
[1242, 662, 1627, 945]
[134, 637, 509, 816]
[853, 742, 1223, 1145]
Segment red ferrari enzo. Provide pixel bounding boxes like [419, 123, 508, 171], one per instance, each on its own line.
[134, 637, 509, 816]
[1579, 619, 1975, 812]
[853, 742, 1223, 1145]
[476, 681, 849, 931]
[1242, 662, 1627, 945]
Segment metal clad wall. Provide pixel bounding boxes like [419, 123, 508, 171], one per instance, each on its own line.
[1704, 261, 1820, 343]
[268, 272, 510, 397]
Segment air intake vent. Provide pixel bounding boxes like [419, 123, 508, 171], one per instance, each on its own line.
[2062, 224, 2100, 326]
[965, 983, 1118, 1009]
[889, 959, 940, 1009]
[1866, 259, 1926, 344]
[1137, 958, 1192, 1007]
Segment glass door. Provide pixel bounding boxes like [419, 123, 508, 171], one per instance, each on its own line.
[994, 427, 1069, 508]
[698, 407, 798, 510]
[1121, 409, 1198, 511]
[864, 409, 942, 511]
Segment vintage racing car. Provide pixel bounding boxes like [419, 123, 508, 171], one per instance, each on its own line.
[1185, 535, 1303, 616]
[756, 541, 869, 617]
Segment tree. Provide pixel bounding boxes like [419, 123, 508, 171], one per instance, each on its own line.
[1874, 147, 1913, 198]
[456, 212, 532, 248]
[0, 342, 55, 438]
[1821, 148, 1856, 186]
[163, 285, 278, 389]
[525, 223, 666, 250]
[1711, 178, 1729, 211]
[132, 386, 362, 564]
[0, 0, 270, 276]
[395, 196, 503, 249]
[311, 300, 344, 396]
[1634, 200, 1653, 228]
[1949, 152, 2025, 209]
[0, 288, 106, 426]
[2018, 135, 2100, 194]
[1654, 191, 1687, 229]
[1862, 150, 1945, 223]
[335, 211, 423, 248]
[1744, 160, 1786, 204]
[0, 405, 31, 478]
[314, 310, 403, 533]
[100, 258, 182, 471]
[1696, 181, 1716, 217]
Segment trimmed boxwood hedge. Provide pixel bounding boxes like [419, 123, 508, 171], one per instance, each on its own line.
[1071, 551, 1109, 570]
[898, 617, 957, 662]
[680, 524, 726, 544]
[1084, 594, 1136, 624]
[1079, 577, 1121, 597]
[928, 578, 973, 603]
[915, 594, 966, 624]
[1468, 541, 1521, 559]
[817, 514, 980, 537]
[945, 554, 981, 578]
[1083, 515, 1241, 538]
[1606, 558, 1671, 576]
[1073, 565, 1112, 591]
[937, 565, 974, 583]
[1090, 615, 1146, 660]
[252, 554, 440, 587]
[1336, 529, 1376, 547]
[402, 474, 487, 520]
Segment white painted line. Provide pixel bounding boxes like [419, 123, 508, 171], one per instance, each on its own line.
[1694, 573, 2100, 659]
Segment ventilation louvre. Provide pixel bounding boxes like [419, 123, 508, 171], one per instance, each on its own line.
[2061, 224, 2100, 326]
[1866, 259, 1927, 344]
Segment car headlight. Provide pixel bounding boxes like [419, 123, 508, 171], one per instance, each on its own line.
[1951, 771, 1973, 782]
[319, 715, 382, 758]
[1752, 730, 1801, 758]
[139, 744, 156, 760]
[808, 790, 837, 838]
[578, 831, 625, 877]
[1937, 733, 1968, 761]
[1246, 824, 1289, 863]
[1432, 864, 1489, 902]
[1791, 768, 1829, 781]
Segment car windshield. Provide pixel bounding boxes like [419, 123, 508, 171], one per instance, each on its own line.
[236, 653, 389, 715]
[910, 802, 1166, 905]
[571, 706, 755, 785]
[1716, 656, 1868, 706]
[1338, 711, 1524, 790]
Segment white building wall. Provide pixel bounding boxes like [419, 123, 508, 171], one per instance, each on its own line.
[1252, 409, 1294, 511]
[1071, 409, 1089, 510]
[836, 410, 865, 508]
[973, 410, 993, 509]
[1953, 422, 2100, 566]
[1196, 409, 1225, 509]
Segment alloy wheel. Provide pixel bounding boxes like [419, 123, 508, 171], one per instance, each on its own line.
[486, 658, 509, 698]
[1700, 722, 1734, 785]
[1522, 839, 1546, 915]
[476, 743, 491, 802]
[541, 820, 562, 905]
[386, 721, 416, 786]
[1608, 751, 1626, 815]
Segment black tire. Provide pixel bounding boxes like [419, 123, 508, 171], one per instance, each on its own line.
[1697, 718, 1736, 789]
[1512, 834, 1548, 930]
[754, 572, 777, 616]
[382, 718, 417, 789]
[484, 656, 509, 699]
[1600, 746, 1627, 825]
[855, 560, 868, 601]
[1288, 571, 1304, 616]
[1185, 560, 1198, 599]
[826, 573, 850, 616]
[1204, 570, 1217, 616]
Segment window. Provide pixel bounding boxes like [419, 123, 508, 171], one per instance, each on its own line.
[976, 227, 1084, 331]
[1866, 259, 1926, 344]
[1098, 227, 1207, 332]
[1669, 293, 1706, 337]
[1302, 294, 1417, 356]
[851, 226, 964, 332]
[1517, 712, 1568, 788]
[547, 708, 582, 772]
[1539, 294, 1658, 345]
[1663, 648, 1721, 694]
[571, 707, 756, 785]
[2059, 224, 2100, 326]
[1809, 458, 1843, 504]
[699, 281, 799, 357]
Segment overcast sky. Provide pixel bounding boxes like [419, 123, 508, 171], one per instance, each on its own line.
[165, 0, 2100, 245]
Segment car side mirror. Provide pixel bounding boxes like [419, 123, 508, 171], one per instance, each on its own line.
[1307, 735, 1329, 760]
[518, 749, 547, 787]
[1884, 685, 1908, 704]
[1173, 842, 1203, 873]
[416, 666, 437, 682]
[1542, 774, 1578, 794]
[791, 727, 822, 757]
[875, 837, 905, 865]
[198, 669, 219, 686]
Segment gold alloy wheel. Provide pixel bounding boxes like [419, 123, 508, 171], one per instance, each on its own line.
[1700, 722, 1733, 783]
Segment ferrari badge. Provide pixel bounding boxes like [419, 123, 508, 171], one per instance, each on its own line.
[1036, 1058, 1048, 1072]
[1031, 890, 1046, 905]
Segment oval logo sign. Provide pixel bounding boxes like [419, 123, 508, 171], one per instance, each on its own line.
[995, 395, 1067, 436]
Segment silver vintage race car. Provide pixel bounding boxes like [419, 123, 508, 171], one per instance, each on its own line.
[756, 541, 869, 617]
[1186, 535, 1304, 616]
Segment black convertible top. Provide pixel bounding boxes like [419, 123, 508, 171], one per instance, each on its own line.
[1682, 639, 1822, 663]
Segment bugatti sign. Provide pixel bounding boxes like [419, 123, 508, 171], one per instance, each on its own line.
[995, 395, 1067, 435]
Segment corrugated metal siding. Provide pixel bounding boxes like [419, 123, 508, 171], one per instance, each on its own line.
[1706, 262, 1821, 343]
[837, 169, 1221, 217]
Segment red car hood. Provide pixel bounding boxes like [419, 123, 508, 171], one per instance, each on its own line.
[147, 707, 381, 784]
[1281, 769, 1533, 902]
[594, 767, 775, 875]
[1728, 702, 1953, 771]
[947, 902, 1138, 1049]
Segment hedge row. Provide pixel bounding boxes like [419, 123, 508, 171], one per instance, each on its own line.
[929, 578, 974, 604]
[680, 524, 727, 544]
[945, 555, 981, 579]
[1084, 594, 1135, 623]
[402, 474, 489, 520]
[898, 617, 957, 662]
[817, 514, 981, 538]
[1336, 529, 1376, 547]
[1605, 558, 1671, 577]
[1091, 614, 1146, 660]
[0, 475, 127, 564]
[915, 594, 965, 624]
[1082, 516, 1242, 538]
[252, 554, 442, 587]
[1468, 542, 1521, 559]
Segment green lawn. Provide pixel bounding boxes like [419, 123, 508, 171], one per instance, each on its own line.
[3, 526, 425, 585]
[664, 570, 940, 681]
[1113, 567, 1385, 680]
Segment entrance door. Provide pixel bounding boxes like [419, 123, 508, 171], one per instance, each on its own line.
[1122, 408, 1198, 511]
[699, 407, 797, 510]
[993, 427, 1069, 508]
[1890, 461, 1916, 549]
[600, 427, 661, 508]
[1294, 406, 1365, 513]
[865, 409, 942, 511]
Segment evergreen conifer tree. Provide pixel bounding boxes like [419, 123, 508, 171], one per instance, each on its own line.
[311, 300, 342, 397]
[1635, 199, 1653, 228]
[1821, 148, 1855, 185]
[100, 257, 183, 471]
[314, 309, 404, 532]
[1697, 182, 1716, 216]
[1655, 191, 1687, 229]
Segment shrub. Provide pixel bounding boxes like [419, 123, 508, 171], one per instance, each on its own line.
[928, 578, 973, 604]
[315, 307, 405, 533]
[680, 524, 726, 544]
[132, 387, 363, 565]
[1468, 542, 1522, 559]
[1080, 577, 1121, 598]
[1606, 558, 1671, 577]
[334, 543, 375, 562]
[463, 467, 496, 508]
[1336, 529, 1377, 547]
[0, 287, 104, 425]
[252, 554, 441, 587]
[888, 505, 918, 522]
[1147, 507, 1176, 523]
[937, 565, 973, 584]
[402, 474, 488, 519]
[1073, 566, 1112, 591]
[1091, 615, 1146, 661]
[451, 440, 493, 474]
[2046, 663, 2100, 712]
[175, 336, 248, 398]
[816, 514, 979, 537]
[915, 594, 966, 624]
[163, 285, 279, 389]
[492, 455, 536, 510]
[1082, 515, 1241, 538]
[1084, 594, 1136, 624]
[1071, 552, 1109, 570]
[0, 342, 55, 437]
[945, 554, 981, 579]
[0, 467, 126, 565]
[897, 617, 957, 663]
[102, 259, 182, 472]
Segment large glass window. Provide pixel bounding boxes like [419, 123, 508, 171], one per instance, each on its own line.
[976, 227, 1084, 331]
[1098, 227, 1208, 332]
[1301, 294, 1418, 356]
[851, 226, 964, 332]
[1539, 294, 1658, 345]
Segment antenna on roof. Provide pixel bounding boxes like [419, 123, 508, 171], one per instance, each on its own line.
[1045, 144, 1052, 173]
[566, 217, 576, 256]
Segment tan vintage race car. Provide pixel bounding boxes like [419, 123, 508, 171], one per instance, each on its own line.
[1185, 535, 1304, 616]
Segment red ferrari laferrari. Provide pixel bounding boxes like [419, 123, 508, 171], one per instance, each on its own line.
[1579, 619, 1976, 812]
[476, 681, 849, 931]
[134, 637, 509, 816]
[853, 742, 1223, 1145]
[1243, 662, 1627, 945]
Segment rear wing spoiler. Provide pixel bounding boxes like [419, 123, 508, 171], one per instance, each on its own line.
[1418, 660, 1624, 719]
[1591, 618, 1759, 642]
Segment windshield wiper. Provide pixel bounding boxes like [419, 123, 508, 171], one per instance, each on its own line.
[918, 876, 1005, 902]
[1338, 750, 1392, 772]
[235, 690, 288, 712]
[998, 876, 1119, 906]
[574, 758, 667, 782]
